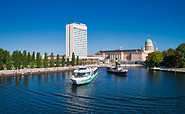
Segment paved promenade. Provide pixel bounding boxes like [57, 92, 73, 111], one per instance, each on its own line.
[0, 64, 145, 76]
[0, 64, 108, 76]
[120, 64, 143, 67]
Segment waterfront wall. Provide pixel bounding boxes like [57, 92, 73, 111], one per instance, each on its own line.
[150, 67, 185, 73]
[0, 64, 108, 76]
[120, 64, 143, 67]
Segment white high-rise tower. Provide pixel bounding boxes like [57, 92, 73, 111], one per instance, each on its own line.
[66, 23, 87, 57]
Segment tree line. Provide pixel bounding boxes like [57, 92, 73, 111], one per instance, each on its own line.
[0, 49, 80, 70]
[145, 43, 185, 68]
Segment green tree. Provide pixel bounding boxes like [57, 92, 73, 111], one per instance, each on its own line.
[3, 50, 8, 64]
[176, 43, 185, 68]
[0, 49, 4, 70]
[62, 56, 65, 67]
[36, 52, 42, 68]
[50, 52, 54, 67]
[12, 51, 15, 68]
[72, 52, 75, 66]
[28, 52, 31, 65]
[67, 58, 70, 66]
[56, 54, 60, 67]
[81, 60, 84, 65]
[22, 50, 28, 68]
[12, 50, 21, 69]
[19, 51, 22, 68]
[32, 51, 35, 62]
[30, 61, 35, 68]
[162, 48, 177, 67]
[6, 51, 12, 70]
[43, 52, 48, 68]
[146, 51, 163, 67]
[76, 56, 79, 66]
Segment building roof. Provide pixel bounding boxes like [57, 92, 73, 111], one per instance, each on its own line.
[145, 38, 153, 44]
[97, 49, 142, 53]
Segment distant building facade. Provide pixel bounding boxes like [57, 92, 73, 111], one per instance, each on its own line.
[66, 23, 87, 57]
[95, 36, 156, 62]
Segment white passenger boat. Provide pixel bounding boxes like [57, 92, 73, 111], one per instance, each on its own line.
[70, 66, 98, 85]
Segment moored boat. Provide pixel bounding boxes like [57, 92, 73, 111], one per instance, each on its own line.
[70, 66, 98, 85]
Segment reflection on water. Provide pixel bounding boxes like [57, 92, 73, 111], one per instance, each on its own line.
[0, 67, 185, 113]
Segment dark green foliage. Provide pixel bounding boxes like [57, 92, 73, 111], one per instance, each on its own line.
[67, 58, 70, 66]
[81, 60, 84, 65]
[22, 50, 28, 68]
[146, 51, 163, 67]
[3, 50, 8, 64]
[72, 52, 75, 66]
[50, 52, 54, 67]
[19, 51, 22, 68]
[28, 52, 31, 65]
[12, 50, 21, 69]
[76, 56, 79, 65]
[0, 49, 4, 70]
[36, 52, 42, 68]
[30, 61, 35, 68]
[62, 56, 65, 67]
[56, 54, 60, 67]
[162, 49, 177, 67]
[176, 43, 185, 68]
[32, 51, 35, 62]
[161, 43, 185, 68]
[6, 51, 12, 70]
[43, 52, 48, 68]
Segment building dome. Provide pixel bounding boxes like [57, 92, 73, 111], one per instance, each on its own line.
[145, 39, 152, 44]
[144, 35, 154, 53]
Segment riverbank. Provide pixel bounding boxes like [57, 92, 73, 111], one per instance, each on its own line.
[0, 64, 108, 77]
[150, 67, 185, 73]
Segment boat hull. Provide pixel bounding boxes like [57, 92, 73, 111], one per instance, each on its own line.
[71, 72, 98, 85]
[107, 69, 127, 75]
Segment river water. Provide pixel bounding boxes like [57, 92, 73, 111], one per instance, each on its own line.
[0, 67, 185, 113]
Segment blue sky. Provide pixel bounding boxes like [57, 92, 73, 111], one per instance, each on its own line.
[0, 0, 185, 55]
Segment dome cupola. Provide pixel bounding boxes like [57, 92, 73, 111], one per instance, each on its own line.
[144, 34, 154, 52]
[145, 39, 152, 44]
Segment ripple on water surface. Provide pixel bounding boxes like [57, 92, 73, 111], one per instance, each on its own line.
[0, 67, 185, 113]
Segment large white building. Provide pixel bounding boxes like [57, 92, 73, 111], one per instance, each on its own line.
[66, 23, 87, 57]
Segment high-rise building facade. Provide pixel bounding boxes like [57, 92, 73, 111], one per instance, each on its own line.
[66, 23, 87, 57]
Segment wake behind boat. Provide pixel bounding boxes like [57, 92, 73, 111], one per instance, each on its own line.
[70, 66, 98, 85]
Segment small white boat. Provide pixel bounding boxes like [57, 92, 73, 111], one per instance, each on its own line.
[70, 66, 98, 85]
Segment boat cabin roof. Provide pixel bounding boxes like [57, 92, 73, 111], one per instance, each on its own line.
[79, 66, 88, 69]
[74, 66, 91, 73]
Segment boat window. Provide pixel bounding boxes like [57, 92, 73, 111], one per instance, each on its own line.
[79, 68, 87, 70]
[75, 72, 89, 77]
[86, 72, 90, 76]
[94, 69, 98, 74]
